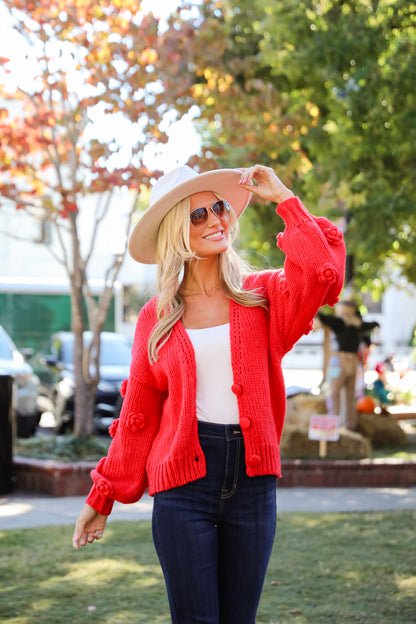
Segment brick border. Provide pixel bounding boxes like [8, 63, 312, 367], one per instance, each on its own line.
[13, 456, 95, 496]
[12, 455, 416, 496]
[279, 458, 416, 488]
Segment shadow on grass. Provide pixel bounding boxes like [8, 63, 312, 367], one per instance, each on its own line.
[0, 511, 415, 624]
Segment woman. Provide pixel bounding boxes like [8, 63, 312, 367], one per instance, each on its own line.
[73, 164, 345, 623]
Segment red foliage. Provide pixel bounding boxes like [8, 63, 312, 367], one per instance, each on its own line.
[0, 0, 190, 217]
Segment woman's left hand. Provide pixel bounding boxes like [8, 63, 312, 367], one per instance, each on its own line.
[72, 504, 108, 549]
[238, 164, 294, 204]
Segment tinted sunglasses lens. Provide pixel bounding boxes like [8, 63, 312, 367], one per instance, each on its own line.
[190, 200, 231, 228]
[190, 207, 208, 228]
[212, 200, 230, 218]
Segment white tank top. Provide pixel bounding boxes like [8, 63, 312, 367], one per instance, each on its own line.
[185, 323, 240, 424]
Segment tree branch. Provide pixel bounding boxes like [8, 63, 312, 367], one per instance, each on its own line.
[84, 189, 115, 265]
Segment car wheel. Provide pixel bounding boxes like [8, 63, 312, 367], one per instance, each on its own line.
[16, 412, 41, 438]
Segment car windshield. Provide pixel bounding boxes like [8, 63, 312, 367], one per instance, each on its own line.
[99, 336, 132, 365]
[59, 334, 131, 366]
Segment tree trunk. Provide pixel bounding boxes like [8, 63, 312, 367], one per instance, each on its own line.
[69, 213, 97, 438]
[71, 322, 98, 438]
[73, 373, 96, 438]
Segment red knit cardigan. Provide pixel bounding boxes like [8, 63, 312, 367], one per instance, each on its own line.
[86, 196, 346, 515]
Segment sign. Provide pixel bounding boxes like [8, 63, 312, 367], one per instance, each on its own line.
[308, 414, 340, 442]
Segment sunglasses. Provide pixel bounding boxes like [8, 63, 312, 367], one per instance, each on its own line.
[189, 200, 231, 229]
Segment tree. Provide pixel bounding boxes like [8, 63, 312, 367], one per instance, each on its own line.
[258, 0, 416, 295]
[165, 0, 333, 268]
[0, 0, 191, 437]
[170, 0, 416, 294]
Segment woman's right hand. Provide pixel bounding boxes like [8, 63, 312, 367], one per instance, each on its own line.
[238, 164, 294, 204]
[72, 503, 108, 550]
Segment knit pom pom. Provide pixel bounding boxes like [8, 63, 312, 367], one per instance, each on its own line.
[96, 478, 114, 499]
[108, 418, 120, 438]
[120, 378, 128, 398]
[316, 263, 338, 285]
[323, 225, 343, 245]
[126, 412, 145, 433]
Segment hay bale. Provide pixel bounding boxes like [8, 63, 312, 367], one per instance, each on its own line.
[280, 424, 371, 459]
[285, 394, 327, 430]
[356, 412, 407, 447]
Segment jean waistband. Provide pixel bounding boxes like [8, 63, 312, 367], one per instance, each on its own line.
[197, 420, 243, 440]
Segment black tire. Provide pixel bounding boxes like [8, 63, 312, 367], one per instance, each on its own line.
[17, 412, 41, 438]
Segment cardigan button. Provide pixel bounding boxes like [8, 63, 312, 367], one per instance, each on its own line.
[240, 417, 251, 430]
[231, 383, 243, 396]
[248, 454, 261, 467]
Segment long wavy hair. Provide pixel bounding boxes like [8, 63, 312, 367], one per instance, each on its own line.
[148, 195, 268, 362]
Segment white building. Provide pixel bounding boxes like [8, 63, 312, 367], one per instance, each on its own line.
[0, 190, 157, 340]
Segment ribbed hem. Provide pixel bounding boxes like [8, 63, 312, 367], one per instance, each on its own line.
[147, 445, 207, 496]
[244, 440, 282, 479]
[276, 196, 313, 228]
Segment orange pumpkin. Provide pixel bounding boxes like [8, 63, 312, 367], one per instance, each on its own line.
[356, 396, 376, 413]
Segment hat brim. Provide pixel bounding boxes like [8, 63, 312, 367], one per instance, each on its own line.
[128, 168, 252, 264]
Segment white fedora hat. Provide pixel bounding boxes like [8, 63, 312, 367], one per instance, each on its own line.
[128, 165, 252, 264]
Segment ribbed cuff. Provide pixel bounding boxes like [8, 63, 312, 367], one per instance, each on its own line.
[85, 485, 115, 516]
[276, 196, 313, 227]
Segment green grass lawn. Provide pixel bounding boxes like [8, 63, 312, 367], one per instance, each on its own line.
[1, 510, 415, 624]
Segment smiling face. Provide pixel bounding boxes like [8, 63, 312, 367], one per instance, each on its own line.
[188, 191, 230, 258]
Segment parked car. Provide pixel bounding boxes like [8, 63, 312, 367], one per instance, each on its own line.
[37, 331, 132, 434]
[0, 325, 41, 438]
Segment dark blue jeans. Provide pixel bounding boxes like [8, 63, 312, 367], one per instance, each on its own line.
[152, 422, 277, 624]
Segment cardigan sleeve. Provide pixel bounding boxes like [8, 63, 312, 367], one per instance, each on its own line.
[245, 196, 346, 356]
[85, 299, 166, 516]
[85, 372, 166, 515]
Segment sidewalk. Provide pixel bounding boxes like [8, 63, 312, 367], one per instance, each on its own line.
[1, 487, 415, 530]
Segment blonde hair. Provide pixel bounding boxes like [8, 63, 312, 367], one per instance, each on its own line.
[148, 196, 267, 362]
